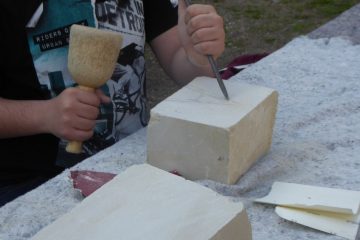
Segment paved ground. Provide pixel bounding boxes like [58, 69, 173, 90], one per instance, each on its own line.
[309, 3, 360, 43]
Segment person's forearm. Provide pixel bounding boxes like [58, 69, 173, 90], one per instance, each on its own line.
[168, 47, 215, 86]
[0, 98, 49, 138]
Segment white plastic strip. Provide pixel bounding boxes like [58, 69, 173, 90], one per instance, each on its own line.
[275, 206, 359, 240]
[255, 182, 360, 214]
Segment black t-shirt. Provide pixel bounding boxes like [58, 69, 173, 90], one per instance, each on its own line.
[0, 0, 178, 181]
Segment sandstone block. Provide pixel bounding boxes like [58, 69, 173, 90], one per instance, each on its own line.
[32, 164, 252, 240]
[147, 77, 278, 184]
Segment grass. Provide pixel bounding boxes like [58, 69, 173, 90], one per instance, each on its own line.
[207, 0, 360, 62]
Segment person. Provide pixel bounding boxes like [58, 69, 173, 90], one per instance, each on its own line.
[0, 0, 225, 206]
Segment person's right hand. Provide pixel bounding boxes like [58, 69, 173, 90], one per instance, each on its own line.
[44, 87, 110, 142]
[177, 0, 225, 66]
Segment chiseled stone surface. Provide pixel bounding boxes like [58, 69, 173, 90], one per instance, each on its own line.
[31, 164, 251, 240]
[147, 77, 278, 184]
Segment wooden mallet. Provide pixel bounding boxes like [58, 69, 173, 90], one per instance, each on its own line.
[66, 24, 123, 154]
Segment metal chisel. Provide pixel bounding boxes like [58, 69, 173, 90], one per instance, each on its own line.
[183, 0, 229, 100]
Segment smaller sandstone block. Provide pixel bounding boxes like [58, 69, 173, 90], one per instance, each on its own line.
[147, 77, 278, 184]
[32, 164, 252, 240]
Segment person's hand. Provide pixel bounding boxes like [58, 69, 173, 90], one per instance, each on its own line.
[44, 87, 110, 142]
[178, 0, 225, 66]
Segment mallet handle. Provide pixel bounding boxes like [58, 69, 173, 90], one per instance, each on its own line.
[65, 85, 95, 154]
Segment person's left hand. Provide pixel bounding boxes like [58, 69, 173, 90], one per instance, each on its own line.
[178, 0, 225, 66]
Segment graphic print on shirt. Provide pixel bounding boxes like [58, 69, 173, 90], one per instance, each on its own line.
[27, 0, 148, 161]
[27, 0, 96, 97]
[26, 0, 178, 162]
[90, 0, 148, 156]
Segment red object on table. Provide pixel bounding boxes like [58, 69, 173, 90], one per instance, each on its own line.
[70, 170, 116, 197]
[70, 169, 184, 198]
[169, 170, 183, 177]
[220, 53, 270, 80]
